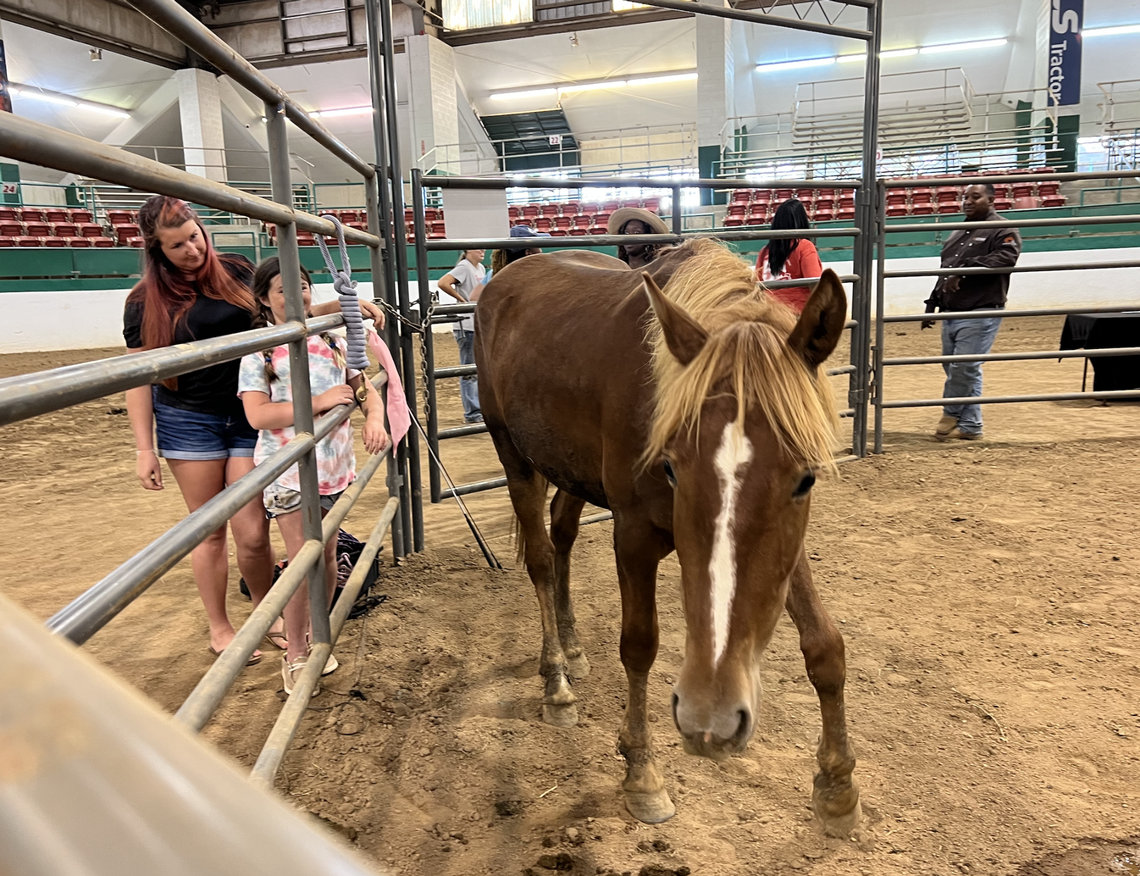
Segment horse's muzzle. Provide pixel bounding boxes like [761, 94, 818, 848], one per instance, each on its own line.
[672, 692, 754, 761]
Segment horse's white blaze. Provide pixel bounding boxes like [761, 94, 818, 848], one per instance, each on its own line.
[709, 421, 754, 667]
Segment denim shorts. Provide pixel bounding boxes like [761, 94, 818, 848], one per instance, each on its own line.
[153, 400, 258, 461]
[264, 487, 343, 519]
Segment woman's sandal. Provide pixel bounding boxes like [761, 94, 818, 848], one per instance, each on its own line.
[208, 644, 262, 666]
[265, 630, 289, 651]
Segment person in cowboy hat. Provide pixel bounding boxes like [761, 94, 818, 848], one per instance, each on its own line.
[607, 206, 670, 270]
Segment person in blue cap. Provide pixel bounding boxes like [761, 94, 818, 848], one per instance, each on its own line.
[490, 223, 550, 275]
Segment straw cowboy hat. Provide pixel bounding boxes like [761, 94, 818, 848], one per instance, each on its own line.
[607, 207, 670, 235]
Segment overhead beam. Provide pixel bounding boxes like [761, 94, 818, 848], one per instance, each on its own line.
[634, 0, 872, 41]
[0, 0, 186, 68]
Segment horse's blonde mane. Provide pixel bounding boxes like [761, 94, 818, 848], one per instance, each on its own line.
[643, 239, 838, 470]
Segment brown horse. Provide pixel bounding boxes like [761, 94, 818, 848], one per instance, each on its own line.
[474, 239, 860, 833]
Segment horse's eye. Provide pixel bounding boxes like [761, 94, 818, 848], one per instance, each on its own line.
[662, 459, 677, 487]
[793, 471, 815, 498]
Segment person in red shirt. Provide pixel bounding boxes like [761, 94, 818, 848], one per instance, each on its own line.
[755, 198, 824, 313]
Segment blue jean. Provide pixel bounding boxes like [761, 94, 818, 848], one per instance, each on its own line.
[941, 316, 1003, 433]
[454, 329, 481, 421]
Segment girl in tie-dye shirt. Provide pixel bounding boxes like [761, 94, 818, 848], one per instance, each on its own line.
[238, 258, 389, 694]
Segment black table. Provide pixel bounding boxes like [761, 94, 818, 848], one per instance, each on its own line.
[1059, 313, 1140, 391]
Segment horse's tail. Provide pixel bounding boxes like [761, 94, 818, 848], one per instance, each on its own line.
[512, 475, 549, 565]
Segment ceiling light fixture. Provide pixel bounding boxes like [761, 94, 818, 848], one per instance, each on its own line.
[489, 71, 697, 101]
[755, 57, 835, 73]
[10, 83, 130, 119]
[90, 48, 103, 61]
[1084, 23, 1140, 37]
[919, 38, 1007, 54]
[764, 38, 1006, 72]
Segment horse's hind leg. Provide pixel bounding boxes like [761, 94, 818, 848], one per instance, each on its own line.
[506, 471, 578, 728]
[786, 551, 861, 837]
[550, 489, 590, 679]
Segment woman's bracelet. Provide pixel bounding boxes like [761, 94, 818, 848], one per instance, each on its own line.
[136, 448, 155, 455]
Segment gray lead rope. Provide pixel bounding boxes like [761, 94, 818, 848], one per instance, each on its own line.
[316, 214, 370, 372]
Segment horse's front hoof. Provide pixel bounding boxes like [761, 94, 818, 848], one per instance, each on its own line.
[812, 778, 862, 837]
[543, 701, 579, 728]
[624, 789, 676, 824]
[565, 651, 591, 679]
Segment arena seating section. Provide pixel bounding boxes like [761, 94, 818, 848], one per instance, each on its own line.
[723, 168, 1065, 226]
[0, 207, 115, 248]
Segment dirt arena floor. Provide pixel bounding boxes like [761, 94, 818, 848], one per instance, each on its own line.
[1, 315, 1139, 876]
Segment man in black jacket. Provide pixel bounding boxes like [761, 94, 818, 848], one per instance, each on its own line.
[922, 183, 1022, 440]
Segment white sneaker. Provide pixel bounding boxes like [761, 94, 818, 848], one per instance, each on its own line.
[322, 651, 339, 676]
[282, 655, 319, 697]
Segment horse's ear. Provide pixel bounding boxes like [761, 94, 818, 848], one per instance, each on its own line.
[642, 271, 707, 366]
[788, 268, 847, 369]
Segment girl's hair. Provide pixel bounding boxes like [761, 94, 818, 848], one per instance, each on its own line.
[250, 257, 342, 383]
[766, 198, 811, 277]
[126, 196, 256, 352]
[491, 249, 509, 274]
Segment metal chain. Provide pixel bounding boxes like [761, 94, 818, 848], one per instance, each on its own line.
[418, 292, 439, 424]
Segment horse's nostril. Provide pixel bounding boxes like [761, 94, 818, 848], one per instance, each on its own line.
[735, 709, 751, 744]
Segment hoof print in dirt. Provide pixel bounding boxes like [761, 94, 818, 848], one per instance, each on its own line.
[636, 840, 672, 854]
[527, 852, 575, 871]
[496, 798, 526, 817]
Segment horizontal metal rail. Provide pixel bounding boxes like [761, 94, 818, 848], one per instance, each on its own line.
[885, 304, 1140, 323]
[0, 315, 341, 428]
[885, 213, 1140, 234]
[438, 423, 488, 439]
[880, 390, 1140, 408]
[425, 175, 861, 191]
[765, 273, 858, 288]
[251, 495, 400, 787]
[884, 261, 1140, 278]
[827, 365, 857, 376]
[882, 168, 1140, 188]
[449, 477, 509, 497]
[884, 347, 1140, 366]
[124, 0, 373, 179]
[176, 432, 394, 733]
[633, 0, 872, 39]
[0, 114, 379, 247]
[434, 365, 477, 379]
[428, 227, 860, 251]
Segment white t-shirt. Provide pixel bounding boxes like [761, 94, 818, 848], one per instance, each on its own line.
[448, 259, 485, 332]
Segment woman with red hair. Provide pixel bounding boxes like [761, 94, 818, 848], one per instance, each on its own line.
[123, 196, 382, 660]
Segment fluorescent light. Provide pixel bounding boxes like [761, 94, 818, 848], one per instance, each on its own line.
[1084, 24, 1140, 37]
[756, 57, 835, 73]
[10, 82, 131, 118]
[881, 48, 919, 58]
[489, 72, 696, 101]
[310, 105, 373, 118]
[920, 38, 1007, 54]
[634, 72, 699, 86]
[490, 87, 559, 101]
[836, 53, 867, 63]
[560, 80, 626, 94]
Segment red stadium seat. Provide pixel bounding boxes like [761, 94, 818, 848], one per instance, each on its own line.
[91, 236, 116, 247]
[562, 202, 581, 216]
[511, 217, 533, 227]
[0, 208, 18, 222]
[569, 227, 587, 236]
[549, 228, 568, 236]
[541, 204, 561, 219]
[17, 236, 44, 246]
[115, 224, 140, 246]
[535, 218, 553, 232]
[795, 189, 816, 202]
[572, 214, 593, 230]
[593, 211, 611, 228]
[731, 190, 752, 204]
[910, 188, 933, 206]
[886, 204, 909, 217]
[0, 220, 23, 236]
[42, 237, 67, 248]
[724, 217, 743, 227]
[554, 216, 572, 231]
[24, 221, 50, 237]
[935, 187, 960, 204]
[727, 204, 747, 218]
[126, 236, 145, 247]
[44, 209, 70, 223]
[508, 205, 521, 219]
[643, 198, 660, 212]
[937, 203, 960, 214]
[0, 237, 16, 247]
[52, 223, 79, 238]
[587, 226, 607, 234]
[813, 208, 834, 222]
[911, 204, 934, 216]
[1037, 181, 1060, 197]
[107, 210, 134, 226]
[1041, 194, 1066, 208]
[65, 237, 92, 248]
[69, 209, 93, 223]
[521, 205, 539, 220]
[19, 208, 46, 223]
[993, 198, 1013, 212]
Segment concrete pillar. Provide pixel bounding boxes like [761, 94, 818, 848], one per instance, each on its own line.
[176, 68, 227, 183]
[695, 0, 733, 205]
[404, 34, 459, 171]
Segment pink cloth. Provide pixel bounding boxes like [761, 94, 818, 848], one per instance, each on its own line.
[367, 328, 410, 451]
